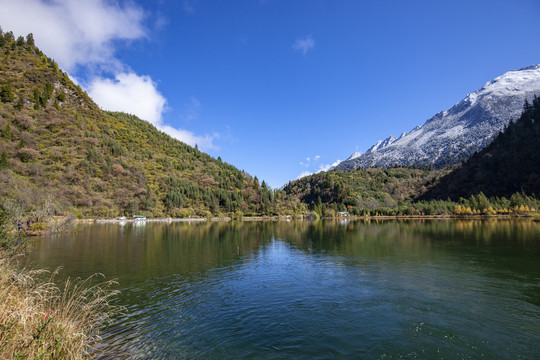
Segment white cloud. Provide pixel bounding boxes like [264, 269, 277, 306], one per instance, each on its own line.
[292, 35, 315, 55]
[296, 158, 341, 180]
[160, 125, 218, 150]
[318, 160, 341, 172]
[296, 170, 313, 180]
[0, 0, 145, 72]
[0, 0, 218, 150]
[297, 154, 335, 179]
[88, 73, 217, 149]
[88, 72, 166, 125]
[300, 154, 322, 167]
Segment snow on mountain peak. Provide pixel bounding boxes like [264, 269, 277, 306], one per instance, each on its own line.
[479, 65, 540, 98]
[346, 152, 362, 160]
[333, 65, 540, 171]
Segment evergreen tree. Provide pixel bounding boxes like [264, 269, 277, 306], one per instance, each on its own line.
[44, 82, 53, 100]
[56, 91, 66, 102]
[25, 33, 34, 46]
[0, 152, 8, 168]
[2, 123, 12, 140]
[33, 87, 40, 109]
[16, 36, 25, 46]
[4, 31, 14, 42]
[0, 81, 14, 103]
[14, 95, 24, 110]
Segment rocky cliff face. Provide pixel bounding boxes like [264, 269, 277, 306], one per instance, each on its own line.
[333, 65, 540, 170]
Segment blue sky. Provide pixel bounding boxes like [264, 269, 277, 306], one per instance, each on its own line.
[1, 0, 540, 188]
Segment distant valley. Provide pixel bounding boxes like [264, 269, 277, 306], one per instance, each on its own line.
[0, 29, 538, 220]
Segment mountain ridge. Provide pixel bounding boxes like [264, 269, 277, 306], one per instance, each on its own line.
[419, 94, 540, 200]
[333, 65, 540, 170]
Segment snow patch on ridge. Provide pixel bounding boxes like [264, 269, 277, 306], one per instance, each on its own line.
[334, 65, 540, 170]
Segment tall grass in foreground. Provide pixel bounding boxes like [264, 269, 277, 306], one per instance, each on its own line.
[0, 251, 120, 359]
[1, 199, 121, 358]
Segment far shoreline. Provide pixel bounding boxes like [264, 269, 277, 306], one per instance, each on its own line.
[77, 214, 538, 224]
[19, 213, 538, 237]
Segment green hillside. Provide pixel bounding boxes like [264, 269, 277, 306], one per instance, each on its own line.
[283, 167, 448, 216]
[0, 30, 305, 218]
[283, 96, 540, 217]
[420, 96, 540, 201]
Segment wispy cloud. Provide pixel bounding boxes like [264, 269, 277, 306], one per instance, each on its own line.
[296, 154, 338, 180]
[300, 157, 311, 167]
[317, 160, 341, 172]
[299, 154, 322, 168]
[0, 0, 217, 150]
[182, 0, 197, 14]
[181, 97, 201, 123]
[160, 125, 218, 150]
[296, 170, 313, 180]
[292, 35, 315, 55]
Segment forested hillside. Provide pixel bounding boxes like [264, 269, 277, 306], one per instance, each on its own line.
[284, 95, 540, 216]
[283, 168, 447, 216]
[0, 30, 305, 218]
[420, 96, 540, 201]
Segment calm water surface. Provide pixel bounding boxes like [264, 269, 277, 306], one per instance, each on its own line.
[25, 220, 540, 359]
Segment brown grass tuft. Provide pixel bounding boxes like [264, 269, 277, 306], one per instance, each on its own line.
[0, 253, 119, 359]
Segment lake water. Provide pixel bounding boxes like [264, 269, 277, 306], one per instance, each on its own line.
[24, 219, 540, 359]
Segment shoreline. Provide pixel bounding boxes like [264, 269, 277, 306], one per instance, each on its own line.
[21, 214, 538, 236]
[75, 214, 538, 224]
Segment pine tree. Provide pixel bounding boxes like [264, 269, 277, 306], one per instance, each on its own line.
[0, 152, 8, 168]
[16, 36, 25, 46]
[14, 95, 24, 110]
[2, 123, 12, 140]
[25, 33, 34, 46]
[0, 81, 14, 103]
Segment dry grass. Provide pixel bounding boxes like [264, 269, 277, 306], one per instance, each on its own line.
[0, 252, 119, 359]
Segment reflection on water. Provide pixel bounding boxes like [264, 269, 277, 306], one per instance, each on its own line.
[25, 220, 540, 359]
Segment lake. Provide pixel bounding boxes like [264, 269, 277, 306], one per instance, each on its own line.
[24, 219, 540, 359]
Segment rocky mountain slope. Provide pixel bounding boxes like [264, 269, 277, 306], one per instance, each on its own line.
[419, 95, 540, 200]
[0, 30, 304, 218]
[334, 65, 540, 170]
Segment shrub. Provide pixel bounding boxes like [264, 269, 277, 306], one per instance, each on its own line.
[17, 147, 39, 162]
[14, 113, 34, 130]
[29, 222, 47, 231]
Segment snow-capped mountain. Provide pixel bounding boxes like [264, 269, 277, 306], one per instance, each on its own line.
[333, 65, 540, 170]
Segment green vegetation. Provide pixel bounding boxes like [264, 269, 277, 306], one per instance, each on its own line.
[284, 167, 448, 216]
[1, 28, 537, 220]
[0, 31, 305, 219]
[421, 96, 540, 200]
[284, 96, 540, 217]
[285, 166, 539, 217]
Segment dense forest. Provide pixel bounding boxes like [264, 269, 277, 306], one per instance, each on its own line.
[0, 29, 538, 221]
[283, 167, 447, 215]
[0, 30, 305, 218]
[419, 95, 540, 200]
[284, 98, 540, 216]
